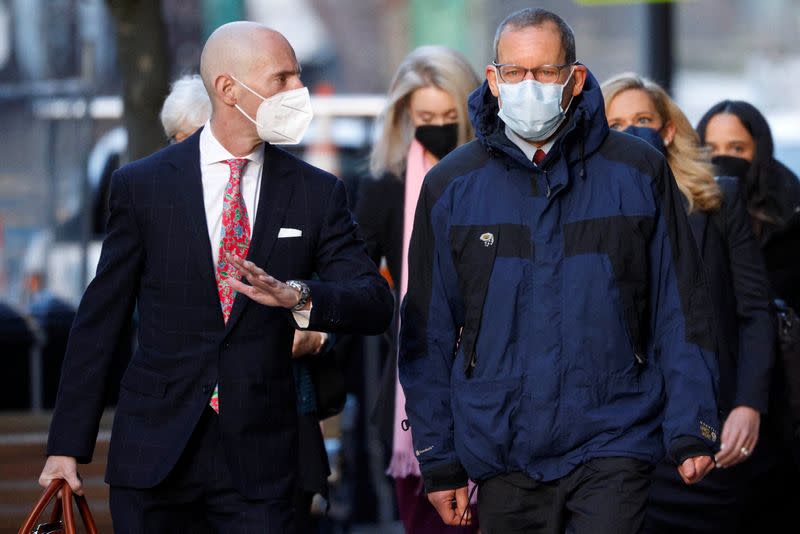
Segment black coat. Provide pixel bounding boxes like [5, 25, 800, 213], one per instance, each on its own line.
[647, 177, 777, 533]
[355, 173, 404, 287]
[354, 172, 404, 445]
[688, 176, 775, 415]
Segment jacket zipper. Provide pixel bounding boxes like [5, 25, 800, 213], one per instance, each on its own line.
[543, 169, 552, 198]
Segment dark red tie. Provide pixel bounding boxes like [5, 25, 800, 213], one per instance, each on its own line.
[533, 149, 546, 166]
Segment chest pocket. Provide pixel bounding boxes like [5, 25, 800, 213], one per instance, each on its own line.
[449, 224, 532, 376]
[563, 215, 655, 364]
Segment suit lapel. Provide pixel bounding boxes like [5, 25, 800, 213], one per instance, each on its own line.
[165, 128, 221, 313]
[225, 144, 296, 333]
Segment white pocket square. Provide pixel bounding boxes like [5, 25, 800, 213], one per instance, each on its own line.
[278, 227, 302, 238]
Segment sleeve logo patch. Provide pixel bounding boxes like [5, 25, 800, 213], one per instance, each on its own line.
[415, 446, 434, 457]
[700, 421, 718, 442]
[480, 232, 495, 247]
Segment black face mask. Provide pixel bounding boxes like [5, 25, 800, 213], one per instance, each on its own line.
[711, 155, 751, 179]
[414, 123, 459, 160]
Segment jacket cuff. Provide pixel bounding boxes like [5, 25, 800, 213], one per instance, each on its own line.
[733, 393, 769, 415]
[668, 435, 715, 465]
[422, 462, 469, 493]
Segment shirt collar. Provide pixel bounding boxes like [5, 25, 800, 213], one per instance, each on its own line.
[199, 120, 264, 168]
[504, 124, 556, 162]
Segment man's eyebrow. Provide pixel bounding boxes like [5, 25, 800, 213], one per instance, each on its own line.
[272, 67, 300, 79]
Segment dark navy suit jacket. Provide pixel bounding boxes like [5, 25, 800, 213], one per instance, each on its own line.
[46, 128, 393, 499]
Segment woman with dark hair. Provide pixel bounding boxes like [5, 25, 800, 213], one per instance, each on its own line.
[697, 100, 800, 531]
[602, 74, 777, 534]
[697, 100, 800, 311]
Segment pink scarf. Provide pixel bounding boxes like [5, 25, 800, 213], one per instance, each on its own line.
[387, 139, 431, 479]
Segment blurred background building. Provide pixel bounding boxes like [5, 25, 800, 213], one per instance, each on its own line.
[1, 0, 799, 306]
[0, 0, 798, 531]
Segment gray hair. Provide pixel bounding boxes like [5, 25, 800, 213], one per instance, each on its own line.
[493, 8, 576, 64]
[160, 74, 212, 140]
[370, 45, 480, 178]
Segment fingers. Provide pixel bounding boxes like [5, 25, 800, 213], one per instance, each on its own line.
[227, 276, 256, 297]
[227, 255, 278, 290]
[696, 456, 715, 480]
[65, 471, 84, 496]
[715, 427, 757, 467]
[677, 457, 696, 484]
[291, 331, 303, 358]
[226, 254, 263, 279]
[428, 489, 463, 526]
[454, 486, 473, 526]
[715, 441, 741, 467]
[678, 456, 715, 485]
[39, 456, 83, 496]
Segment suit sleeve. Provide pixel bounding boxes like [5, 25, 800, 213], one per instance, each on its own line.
[47, 168, 144, 463]
[649, 161, 721, 464]
[718, 178, 776, 412]
[303, 178, 393, 335]
[399, 176, 467, 492]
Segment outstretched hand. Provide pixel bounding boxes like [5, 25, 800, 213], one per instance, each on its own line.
[226, 255, 301, 309]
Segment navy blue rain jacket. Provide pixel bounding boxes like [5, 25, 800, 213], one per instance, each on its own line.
[398, 70, 721, 492]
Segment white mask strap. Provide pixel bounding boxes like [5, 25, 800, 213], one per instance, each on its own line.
[229, 75, 266, 129]
[230, 75, 266, 102]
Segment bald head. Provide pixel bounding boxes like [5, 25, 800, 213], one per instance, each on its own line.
[200, 22, 294, 92]
[200, 21, 304, 152]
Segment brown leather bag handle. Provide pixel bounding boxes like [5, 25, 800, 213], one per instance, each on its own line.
[18, 479, 98, 534]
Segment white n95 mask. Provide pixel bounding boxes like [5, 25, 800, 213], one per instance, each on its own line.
[231, 75, 313, 145]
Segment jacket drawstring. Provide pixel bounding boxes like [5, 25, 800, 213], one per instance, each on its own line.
[579, 133, 587, 180]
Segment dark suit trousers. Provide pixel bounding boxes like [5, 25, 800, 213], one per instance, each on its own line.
[477, 457, 652, 534]
[109, 408, 294, 534]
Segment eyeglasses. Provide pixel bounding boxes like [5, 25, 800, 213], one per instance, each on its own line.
[492, 61, 576, 84]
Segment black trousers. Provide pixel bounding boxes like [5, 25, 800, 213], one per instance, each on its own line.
[109, 408, 295, 534]
[477, 457, 653, 534]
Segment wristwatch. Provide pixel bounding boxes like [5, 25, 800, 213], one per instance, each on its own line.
[286, 280, 310, 311]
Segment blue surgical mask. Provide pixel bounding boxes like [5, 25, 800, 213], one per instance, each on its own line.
[497, 69, 574, 142]
[622, 125, 667, 156]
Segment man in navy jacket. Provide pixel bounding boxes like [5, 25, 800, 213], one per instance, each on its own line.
[39, 22, 392, 532]
[399, 8, 719, 534]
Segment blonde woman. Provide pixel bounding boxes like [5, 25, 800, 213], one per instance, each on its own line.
[355, 45, 480, 532]
[601, 73, 775, 533]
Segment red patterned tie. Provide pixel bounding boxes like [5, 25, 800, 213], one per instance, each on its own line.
[210, 158, 250, 413]
[533, 148, 546, 166]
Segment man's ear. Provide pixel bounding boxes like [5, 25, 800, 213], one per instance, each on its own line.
[216, 75, 238, 106]
[571, 65, 587, 97]
[486, 65, 500, 99]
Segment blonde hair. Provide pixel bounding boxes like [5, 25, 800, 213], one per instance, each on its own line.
[601, 72, 722, 213]
[370, 45, 480, 178]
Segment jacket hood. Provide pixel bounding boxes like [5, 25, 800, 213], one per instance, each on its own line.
[468, 67, 609, 170]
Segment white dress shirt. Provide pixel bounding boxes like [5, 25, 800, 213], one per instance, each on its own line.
[199, 121, 263, 268]
[505, 124, 556, 164]
[199, 121, 310, 326]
